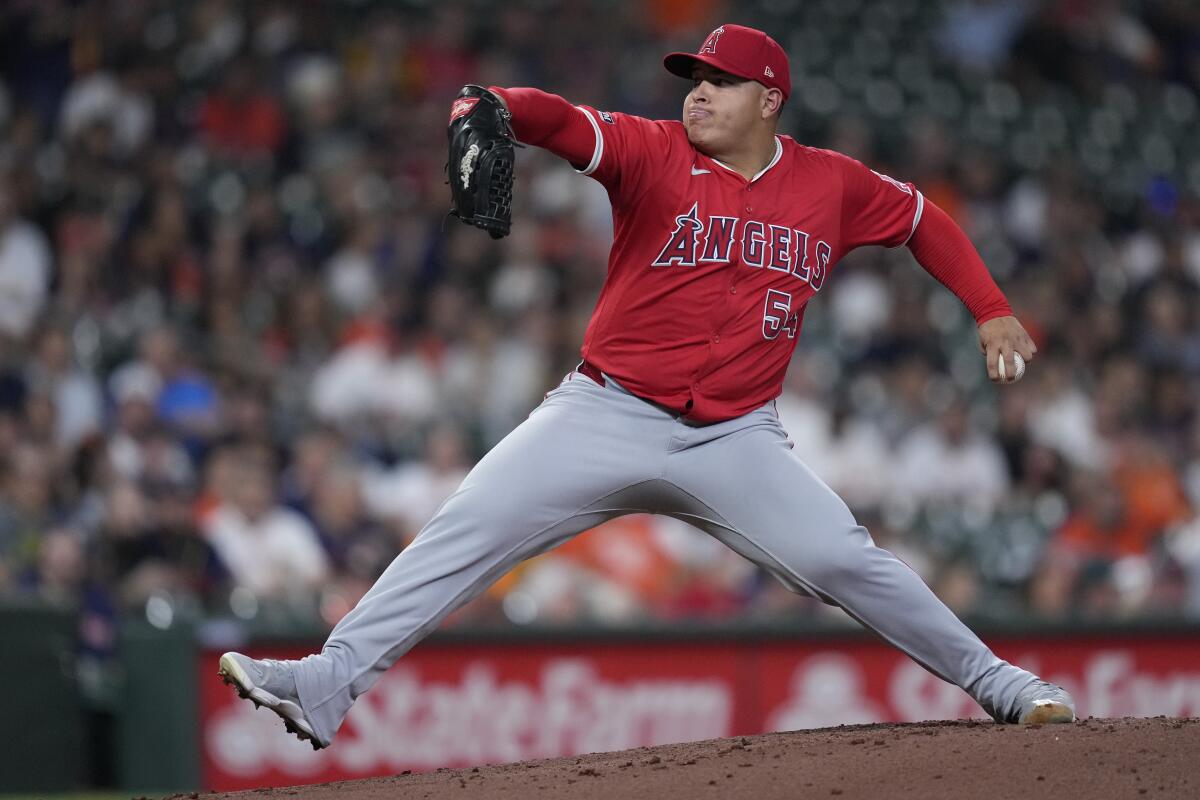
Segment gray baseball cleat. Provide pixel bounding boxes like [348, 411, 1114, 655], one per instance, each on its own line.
[218, 652, 326, 750]
[1010, 679, 1076, 724]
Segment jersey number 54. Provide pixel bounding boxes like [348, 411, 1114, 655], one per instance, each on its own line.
[762, 289, 799, 340]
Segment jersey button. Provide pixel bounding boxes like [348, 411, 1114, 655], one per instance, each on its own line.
[713, 334, 721, 343]
[729, 286, 737, 294]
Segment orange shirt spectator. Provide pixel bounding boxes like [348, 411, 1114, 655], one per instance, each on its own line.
[1112, 437, 1191, 542]
[1056, 447, 1190, 559]
[198, 59, 286, 157]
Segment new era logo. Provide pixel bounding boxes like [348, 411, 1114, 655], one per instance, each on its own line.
[764, 66, 774, 78]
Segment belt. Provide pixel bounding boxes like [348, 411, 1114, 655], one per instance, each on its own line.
[577, 358, 606, 387]
[576, 359, 698, 421]
[575, 360, 754, 428]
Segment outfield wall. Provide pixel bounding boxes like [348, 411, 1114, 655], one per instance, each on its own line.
[197, 626, 1200, 791]
[4, 605, 1199, 793]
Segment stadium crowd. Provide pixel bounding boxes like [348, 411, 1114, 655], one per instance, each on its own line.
[1, 0, 1200, 666]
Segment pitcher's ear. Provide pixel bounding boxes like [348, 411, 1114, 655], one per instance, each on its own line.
[762, 87, 783, 119]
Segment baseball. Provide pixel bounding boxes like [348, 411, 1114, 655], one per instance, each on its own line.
[997, 352, 1025, 381]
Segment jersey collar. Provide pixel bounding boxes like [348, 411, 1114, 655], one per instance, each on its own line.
[707, 136, 783, 184]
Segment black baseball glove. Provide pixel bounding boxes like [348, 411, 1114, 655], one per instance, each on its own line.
[446, 84, 520, 239]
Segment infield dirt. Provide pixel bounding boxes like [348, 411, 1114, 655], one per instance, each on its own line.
[188, 716, 1196, 800]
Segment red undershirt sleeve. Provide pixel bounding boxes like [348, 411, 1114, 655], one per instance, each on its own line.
[489, 86, 597, 172]
[906, 199, 1012, 326]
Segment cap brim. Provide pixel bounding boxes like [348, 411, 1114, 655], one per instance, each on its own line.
[663, 52, 756, 83]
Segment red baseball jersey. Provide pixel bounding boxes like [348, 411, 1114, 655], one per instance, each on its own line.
[569, 108, 924, 423]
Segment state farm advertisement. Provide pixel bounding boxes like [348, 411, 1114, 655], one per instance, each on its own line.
[199, 633, 1200, 790]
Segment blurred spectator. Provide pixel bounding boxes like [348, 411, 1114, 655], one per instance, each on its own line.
[1026, 358, 1108, 469]
[0, 180, 51, 339]
[0, 444, 57, 586]
[893, 399, 1010, 514]
[106, 364, 162, 479]
[26, 325, 103, 452]
[58, 56, 153, 160]
[22, 526, 87, 606]
[1048, 442, 1190, 617]
[120, 326, 222, 449]
[1055, 469, 1143, 562]
[1110, 429, 1192, 544]
[363, 423, 471, 543]
[198, 56, 285, 160]
[201, 451, 330, 601]
[279, 428, 345, 512]
[939, 0, 1032, 73]
[308, 462, 392, 580]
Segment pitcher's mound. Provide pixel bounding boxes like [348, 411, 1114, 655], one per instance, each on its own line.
[192, 717, 1197, 800]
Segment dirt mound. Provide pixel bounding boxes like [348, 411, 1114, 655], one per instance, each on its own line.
[192, 717, 1197, 800]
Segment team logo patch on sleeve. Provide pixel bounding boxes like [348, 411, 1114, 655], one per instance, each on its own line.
[871, 169, 914, 195]
[599, 111, 614, 124]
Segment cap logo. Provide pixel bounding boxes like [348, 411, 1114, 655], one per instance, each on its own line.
[699, 26, 725, 54]
[764, 66, 775, 78]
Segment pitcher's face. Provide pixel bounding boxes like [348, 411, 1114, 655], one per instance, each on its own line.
[683, 63, 775, 154]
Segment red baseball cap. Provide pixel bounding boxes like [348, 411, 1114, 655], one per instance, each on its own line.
[663, 24, 791, 102]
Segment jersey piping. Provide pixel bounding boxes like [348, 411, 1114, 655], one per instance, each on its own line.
[575, 106, 604, 176]
[708, 136, 783, 183]
[900, 190, 926, 247]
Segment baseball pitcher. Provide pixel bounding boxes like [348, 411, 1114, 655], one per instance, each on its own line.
[219, 24, 1072, 750]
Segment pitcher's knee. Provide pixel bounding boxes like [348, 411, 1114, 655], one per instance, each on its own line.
[793, 525, 875, 592]
[417, 487, 582, 562]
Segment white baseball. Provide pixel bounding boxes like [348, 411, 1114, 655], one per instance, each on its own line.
[997, 352, 1025, 381]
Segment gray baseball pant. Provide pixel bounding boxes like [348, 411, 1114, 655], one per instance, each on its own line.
[292, 370, 1035, 745]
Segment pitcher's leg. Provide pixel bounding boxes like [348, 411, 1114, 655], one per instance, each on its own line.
[292, 377, 671, 744]
[666, 414, 1037, 722]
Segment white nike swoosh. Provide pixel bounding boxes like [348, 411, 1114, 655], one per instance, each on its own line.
[691, 166, 711, 175]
